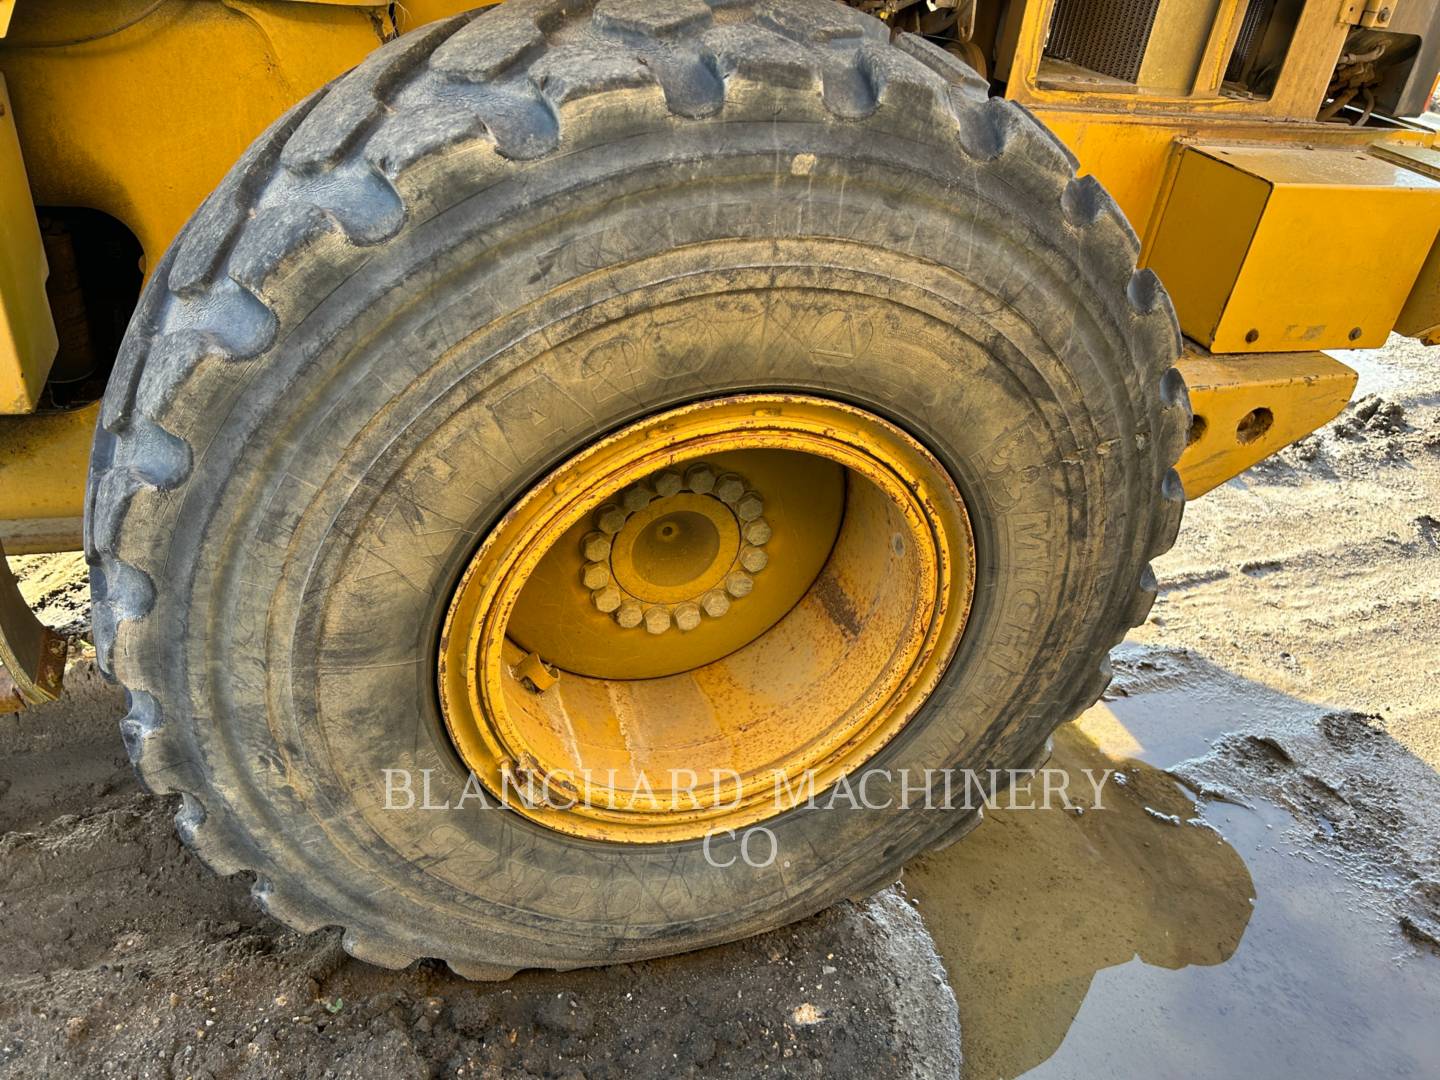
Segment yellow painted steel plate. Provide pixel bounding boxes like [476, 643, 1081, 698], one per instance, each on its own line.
[1146, 143, 1440, 353]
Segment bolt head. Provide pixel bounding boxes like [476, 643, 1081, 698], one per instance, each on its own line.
[724, 571, 754, 598]
[592, 586, 622, 613]
[643, 606, 672, 635]
[714, 474, 745, 505]
[597, 504, 627, 535]
[685, 463, 716, 494]
[615, 601, 644, 629]
[652, 470, 683, 498]
[621, 484, 654, 513]
[673, 602, 702, 631]
[582, 562, 611, 590]
[739, 546, 768, 573]
[743, 518, 773, 545]
[735, 493, 764, 522]
[700, 589, 731, 617]
[581, 530, 612, 562]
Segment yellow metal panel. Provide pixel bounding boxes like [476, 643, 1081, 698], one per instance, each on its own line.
[1209, 146, 1440, 351]
[0, 399, 93, 553]
[1142, 147, 1269, 348]
[0, 1, 13, 37]
[1175, 349, 1357, 499]
[1136, 0, 1225, 94]
[0, 74, 56, 415]
[1146, 144, 1440, 353]
[1038, 114, 1182, 233]
[1376, 144, 1440, 344]
[0, 0, 390, 275]
[1398, 234, 1440, 344]
[1029, 111, 1440, 268]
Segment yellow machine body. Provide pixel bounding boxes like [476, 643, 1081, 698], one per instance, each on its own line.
[0, 0, 484, 549]
[990, 0, 1440, 499]
[0, 72, 55, 414]
[1174, 348, 1360, 498]
[1379, 142, 1440, 343]
[0, 2, 422, 280]
[0, 400, 94, 554]
[1147, 144, 1440, 353]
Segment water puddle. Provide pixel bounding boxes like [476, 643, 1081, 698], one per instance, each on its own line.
[904, 655, 1440, 1079]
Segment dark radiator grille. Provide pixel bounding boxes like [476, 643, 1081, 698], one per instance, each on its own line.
[1044, 0, 1162, 82]
[1226, 0, 1273, 83]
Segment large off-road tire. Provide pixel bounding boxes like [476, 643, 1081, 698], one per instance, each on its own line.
[86, 0, 1188, 977]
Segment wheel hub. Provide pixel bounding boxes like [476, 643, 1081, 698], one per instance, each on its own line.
[506, 446, 845, 680]
[583, 464, 770, 634]
[437, 394, 975, 843]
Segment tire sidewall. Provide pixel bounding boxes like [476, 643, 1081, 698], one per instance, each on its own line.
[166, 134, 1151, 966]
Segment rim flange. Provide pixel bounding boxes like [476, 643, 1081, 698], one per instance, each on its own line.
[436, 394, 976, 843]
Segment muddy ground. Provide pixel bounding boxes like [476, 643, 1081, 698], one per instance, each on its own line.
[3, 335, 1440, 1078]
[0, 660, 959, 1079]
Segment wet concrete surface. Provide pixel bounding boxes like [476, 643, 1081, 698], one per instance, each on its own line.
[906, 648, 1440, 1080]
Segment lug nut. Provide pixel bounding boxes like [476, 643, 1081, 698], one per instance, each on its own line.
[597, 504, 627, 535]
[653, 470, 683, 498]
[700, 589, 731, 617]
[714, 474, 745, 505]
[735, 492, 764, 522]
[743, 518, 772, 545]
[621, 484, 654, 513]
[724, 571, 754, 598]
[581, 530, 612, 562]
[685, 463, 716, 494]
[592, 586, 622, 613]
[581, 562, 611, 590]
[615, 601, 644, 629]
[643, 606, 672, 635]
[673, 601, 702, 631]
[739, 546, 768, 573]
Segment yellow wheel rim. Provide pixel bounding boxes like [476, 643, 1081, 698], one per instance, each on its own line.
[437, 394, 975, 843]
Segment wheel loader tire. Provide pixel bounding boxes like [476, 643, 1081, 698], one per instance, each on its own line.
[85, 0, 1188, 977]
